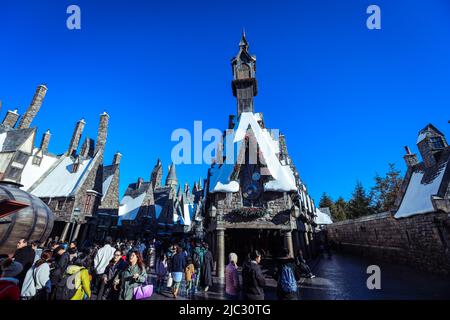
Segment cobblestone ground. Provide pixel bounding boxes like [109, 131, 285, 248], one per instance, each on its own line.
[138, 253, 450, 300]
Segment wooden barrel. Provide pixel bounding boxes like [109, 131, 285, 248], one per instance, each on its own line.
[0, 181, 54, 255]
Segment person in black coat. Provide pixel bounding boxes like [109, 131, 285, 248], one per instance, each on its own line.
[242, 250, 266, 300]
[201, 243, 214, 292]
[13, 239, 36, 287]
[49, 246, 70, 299]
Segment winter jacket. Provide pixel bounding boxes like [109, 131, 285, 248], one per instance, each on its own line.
[155, 259, 168, 277]
[171, 253, 186, 273]
[0, 278, 20, 300]
[225, 263, 240, 296]
[242, 261, 265, 300]
[50, 252, 70, 285]
[94, 244, 116, 274]
[13, 246, 35, 284]
[274, 257, 300, 300]
[119, 264, 147, 300]
[65, 265, 91, 300]
[21, 263, 51, 298]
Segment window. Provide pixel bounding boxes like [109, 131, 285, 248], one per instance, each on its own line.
[84, 195, 93, 214]
[32, 156, 42, 166]
[430, 137, 445, 150]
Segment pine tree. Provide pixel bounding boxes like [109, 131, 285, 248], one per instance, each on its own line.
[319, 192, 334, 209]
[332, 197, 347, 221]
[347, 181, 374, 219]
[371, 163, 403, 213]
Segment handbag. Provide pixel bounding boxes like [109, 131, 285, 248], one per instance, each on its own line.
[133, 284, 153, 300]
[166, 273, 173, 288]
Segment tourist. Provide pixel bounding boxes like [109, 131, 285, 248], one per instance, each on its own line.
[93, 236, 116, 294]
[49, 245, 70, 299]
[0, 258, 23, 300]
[201, 243, 214, 292]
[171, 245, 186, 299]
[98, 249, 127, 300]
[21, 250, 53, 300]
[295, 249, 315, 279]
[274, 249, 300, 300]
[192, 241, 204, 291]
[58, 253, 92, 300]
[119, 250, 147, 300]
[242, 250, 265, 300]
[68, 241, 78, 262]
[184, 257, 195, 297]
[31, 240, 43, 263]
[225, 252, 240, 299]
[13, 238, 35, 287]
[155, 252, 168, 294]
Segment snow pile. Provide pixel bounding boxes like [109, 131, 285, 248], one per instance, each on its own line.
[101, 174, 113, 201]
[118, 193, 146, 225]
[31, 156, 93, 197]
[395, 164, 447, 218]
[314, 208, 333, 225]
[21, 148, 58, 191]
[208, 112, 297, 193]
[0, 132, 6, 151]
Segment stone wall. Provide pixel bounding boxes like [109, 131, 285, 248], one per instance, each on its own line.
[326, 212, 450, 275]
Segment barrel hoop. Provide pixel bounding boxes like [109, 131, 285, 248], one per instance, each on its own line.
[0, 185, 18, 245]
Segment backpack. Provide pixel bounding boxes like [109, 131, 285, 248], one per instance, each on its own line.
[54, 268, 84, 300]
[279, 264, 297, 293]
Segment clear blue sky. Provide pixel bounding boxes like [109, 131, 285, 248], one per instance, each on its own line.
[1, 0, 450, 202]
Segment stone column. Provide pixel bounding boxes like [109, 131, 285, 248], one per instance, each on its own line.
[71, 223, 81, 242]
[216, 228, 225, 284]
[60, 222, 71, 243]
[284, 231, 294, 258]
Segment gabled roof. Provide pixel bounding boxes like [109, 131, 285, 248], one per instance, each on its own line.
[0, 127, 35, 153]
[101, 164, 118, 201]
[417, 123, 445, 144]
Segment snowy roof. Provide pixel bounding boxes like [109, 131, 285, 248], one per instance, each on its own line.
[21, 148, 59, 191]
[0, 132, 6, 151]
[208, 112, 297, 193]
[0, 127, 35, 153]
[395, 162, 447, 218]
[30, 156, 94, 197]
[314, 208, 333, 225]
[101, 174, 113, 201]
[118, 193, 146, 225]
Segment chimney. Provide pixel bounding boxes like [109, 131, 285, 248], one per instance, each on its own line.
[95, 112, 109, 154]
[2, 109, 20, 128]
[80, 138, 95, 158]
[113, 152, 122, 165]
[18, 84, 47, 129]
[136, 177, 144, 189]
[39, 130, 51, 153]
[68, 119, 86, 156]
[403, 146, 419, 168]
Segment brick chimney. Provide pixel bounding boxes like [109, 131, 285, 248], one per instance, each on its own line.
[18, 84, 47, 129]
[95, 112, 109, 154]
[39, 130, 51, 154]
[68, 118, 86, 156]
[403, 146, 419, 168]
[80, 138, 95, 158]
[2, 109, 20, 128]
[113, 152, 122, 165]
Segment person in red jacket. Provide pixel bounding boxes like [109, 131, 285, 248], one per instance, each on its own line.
[0, 258, 23, 300]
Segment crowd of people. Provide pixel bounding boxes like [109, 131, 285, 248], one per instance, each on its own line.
[0, 236, 317, 301]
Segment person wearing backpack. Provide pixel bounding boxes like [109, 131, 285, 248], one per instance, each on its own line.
[50, 246, 70, 299]
[55, 253, 92, 300]
[274, 249, 300, 300]
[21, 250, 53, 300]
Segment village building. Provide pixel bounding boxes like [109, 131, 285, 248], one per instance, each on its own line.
[0, 85, 121, 245]
[203, 33, 322, 282]
[117, 160, 203, 240]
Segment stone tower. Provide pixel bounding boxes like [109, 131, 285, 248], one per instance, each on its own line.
[165, 163, 178, 188]
[2, 109, 20, 128]
[95, 112, 109, 154]
[39, 130, 51, 154]
[68, 119, 86, 156]
[416, 124, 448, 168]
[18, 84, 47, 129]
[231, 31, 257, 116]
[150, 158, 163, 189]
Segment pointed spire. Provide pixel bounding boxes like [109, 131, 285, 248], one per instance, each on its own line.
[239, 29, 248, 49]
[198, 178, 203, 190]
[165, 163, 178, 187]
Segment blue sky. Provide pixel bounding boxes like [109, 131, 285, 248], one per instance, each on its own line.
[1, 0, 450, 202]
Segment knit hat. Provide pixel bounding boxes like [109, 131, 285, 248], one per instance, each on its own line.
[0, 258, 23, 278]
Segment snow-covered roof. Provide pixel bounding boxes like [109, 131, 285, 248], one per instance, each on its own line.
[30, 156, 94, 197]
[21, 148, 59, 191]
[118, 193, 146, 225]
[101, 174, 113, 201]
[395, 163, 447, 218]
[208, 112, 297, 193]
[0, 132, 6, 151]
[314, 208, 333, 225]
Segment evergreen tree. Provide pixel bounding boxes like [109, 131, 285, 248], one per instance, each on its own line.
[318, 192, 334, 209]
[332, 197, 348, 221]
[371, 163, 403, 213]
[347, 181, 374, 218]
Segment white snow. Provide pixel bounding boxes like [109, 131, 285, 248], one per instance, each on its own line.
[21, 148, 58, 191]
[0, 132, 7, 151]
[118, 193, 147, 225]
[209, 112, 296, 193]
[315, 208, 333, 225]
[395, 164, 447, 218]
[416, 131, 428, 144]
[101, 174, 114, 201]
[31, 156, 93, 197]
